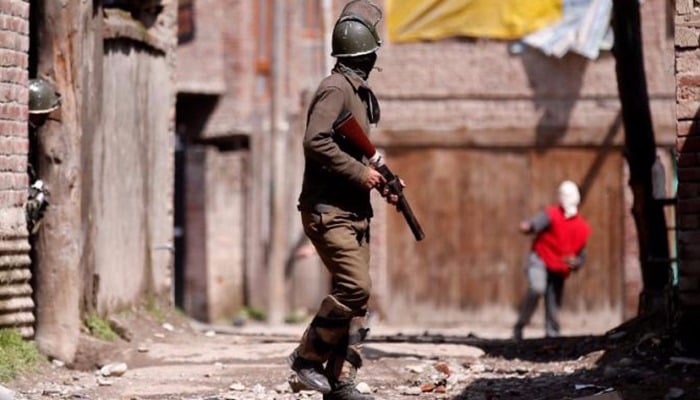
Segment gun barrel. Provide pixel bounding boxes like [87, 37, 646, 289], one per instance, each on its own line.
[334, 113, 425, 242]
[398, 196, 425, 241]
[378, 165, 425, 241]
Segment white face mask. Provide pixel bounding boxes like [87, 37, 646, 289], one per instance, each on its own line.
[558, 181, 581, 218]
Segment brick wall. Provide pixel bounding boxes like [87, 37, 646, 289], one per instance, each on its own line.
[369, 1, 676, 321]
[176, 1, 330, 138]
[675, 0, 700, 351]
[0, 0, 32, 337]
[373, 0, 674, 143]
[173, 0, 677, 321]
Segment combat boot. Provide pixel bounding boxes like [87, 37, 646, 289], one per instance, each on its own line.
[290, 295, 354, 393]
[324, 316, 373, 400]
[323, 381, 374, 400]
[288, 349, 331, 393]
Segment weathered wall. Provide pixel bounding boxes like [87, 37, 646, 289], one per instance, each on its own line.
[27, 0, 176, 361]
[176, 0, 256, 137]
[373, 1, 674, 140]
[175, 0, 251, 320]
[181, 145, 246, 323]
[32, 0, 103, 361]
[176, 0, 225, 94]
[93, 39, 175, 312]
[0, 0, 31, 337]
[204, 148, 246, 323]
[175, 0, 677, 324]
[175, 1, 328, 318]
[381, 148, 624, 321]
[364, 0, 676, 322]
[89, 2, 177, 313]
[675, 0, 700, 352]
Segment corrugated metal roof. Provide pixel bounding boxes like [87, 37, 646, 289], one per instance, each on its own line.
[0, 236, 34, 338]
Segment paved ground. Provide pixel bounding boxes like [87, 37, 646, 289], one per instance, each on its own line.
[5, 311, 700, 400]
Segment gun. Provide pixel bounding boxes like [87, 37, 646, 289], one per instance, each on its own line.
[333, 112, 425, 241]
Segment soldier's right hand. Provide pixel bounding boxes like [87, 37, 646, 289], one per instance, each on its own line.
[363, 167, 385, 190]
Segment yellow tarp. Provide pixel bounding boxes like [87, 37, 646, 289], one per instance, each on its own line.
[386, 0, 563, 42]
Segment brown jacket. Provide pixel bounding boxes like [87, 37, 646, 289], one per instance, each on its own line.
[298, 68, 375, 216]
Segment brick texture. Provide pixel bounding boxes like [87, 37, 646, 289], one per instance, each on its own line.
[0, 1, 29, 212]
[676, 0, 700, 352]
[0, 0, 31, 338]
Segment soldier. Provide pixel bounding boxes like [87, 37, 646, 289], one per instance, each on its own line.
[28, 78, 61, 128]
[288, 2, 391, 399]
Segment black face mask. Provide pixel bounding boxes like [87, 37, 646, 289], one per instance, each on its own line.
[338, 53, 377, 80]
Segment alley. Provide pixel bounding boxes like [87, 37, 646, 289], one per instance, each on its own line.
[2, 1, 700, 399]
[6, 310, 698, 400]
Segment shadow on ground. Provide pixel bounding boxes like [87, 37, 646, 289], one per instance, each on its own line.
[371, 316, 700, 400]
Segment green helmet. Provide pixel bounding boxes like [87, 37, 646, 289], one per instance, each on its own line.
[331, 0, 382, 58]
[28, 79, 61, 114]
[331, 16, 382, 58]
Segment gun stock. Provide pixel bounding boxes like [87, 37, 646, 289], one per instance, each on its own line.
[333, 112, 425, 241]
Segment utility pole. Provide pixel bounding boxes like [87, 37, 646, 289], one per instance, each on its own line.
[611, 0, 671, 314]
[268, 0, 288, 325]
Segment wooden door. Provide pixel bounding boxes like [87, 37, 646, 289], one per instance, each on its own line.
[382, 147, 624, 319]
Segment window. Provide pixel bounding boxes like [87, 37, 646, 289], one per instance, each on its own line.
[178, 0, 195, 44]
[103, 0, 131, 8]
[103, 0, 164, 27]
[302, 0, 322, 39]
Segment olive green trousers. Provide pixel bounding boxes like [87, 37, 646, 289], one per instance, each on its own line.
[295, 209, 371, 372]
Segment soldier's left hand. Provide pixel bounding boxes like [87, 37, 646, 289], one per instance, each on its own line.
[381, 179, 406, 206]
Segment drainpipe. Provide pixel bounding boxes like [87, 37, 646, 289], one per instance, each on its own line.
[322, 0, 334, 73]
[268, 0, 287, 325]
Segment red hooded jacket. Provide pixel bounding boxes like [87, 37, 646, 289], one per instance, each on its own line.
[532, 206, 591, 277]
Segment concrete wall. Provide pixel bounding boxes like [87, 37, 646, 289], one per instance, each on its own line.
[0, 0, 31, 337]
[675, 0, 700, 352]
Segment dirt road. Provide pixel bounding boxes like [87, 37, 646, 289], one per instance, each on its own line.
[6, 313, 700, 400]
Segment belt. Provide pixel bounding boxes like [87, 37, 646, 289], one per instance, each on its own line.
[298, 203, 371, 220]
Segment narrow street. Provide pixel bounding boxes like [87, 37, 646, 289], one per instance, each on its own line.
[6, 312, 699, 400]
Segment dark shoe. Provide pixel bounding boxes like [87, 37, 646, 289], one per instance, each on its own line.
[545, 330, 560, 338]
[323, 382, 374, 400]
[288, 351, 331, 394]
[512, 326, 523, 341]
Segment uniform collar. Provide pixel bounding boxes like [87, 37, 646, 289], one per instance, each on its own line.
[333, 65, 368, 91]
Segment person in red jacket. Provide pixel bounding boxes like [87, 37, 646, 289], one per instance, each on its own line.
[513, 180, 591, 340]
